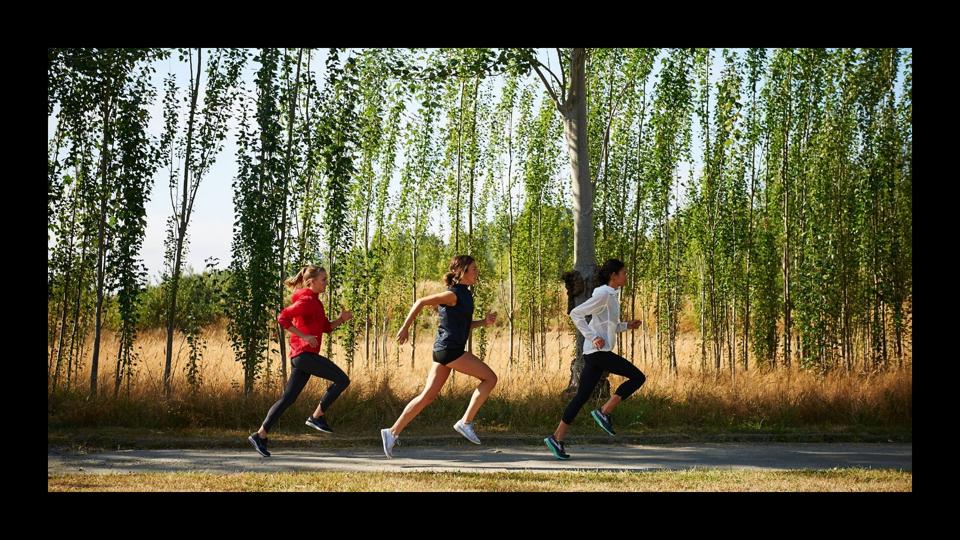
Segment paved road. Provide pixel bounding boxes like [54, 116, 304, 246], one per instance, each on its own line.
[48, 442, 912, 474]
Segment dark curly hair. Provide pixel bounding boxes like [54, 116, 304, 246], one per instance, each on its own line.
[596, 258, 625, 286]
[444, 255, 475, 286]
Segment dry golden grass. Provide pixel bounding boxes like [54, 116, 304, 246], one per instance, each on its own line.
[52, 277, 911, 403]
[59, 315, 913, 398]
[47, 468, 912, 492]
[48, 316, 912, 433]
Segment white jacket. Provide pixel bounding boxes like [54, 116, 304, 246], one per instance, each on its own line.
[569, 284, 628, 355]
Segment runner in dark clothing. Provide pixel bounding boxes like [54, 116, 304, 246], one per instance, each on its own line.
[380, 255, 498, 458]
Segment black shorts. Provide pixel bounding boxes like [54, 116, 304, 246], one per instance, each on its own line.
[432, 348, 465, 365]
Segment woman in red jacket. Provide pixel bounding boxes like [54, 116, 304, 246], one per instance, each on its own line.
[248, 265, 353, 457]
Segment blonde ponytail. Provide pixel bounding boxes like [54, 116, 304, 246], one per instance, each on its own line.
[284, 265, 325, 290]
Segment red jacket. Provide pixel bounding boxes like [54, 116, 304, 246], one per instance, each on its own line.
[277, 288, 333, 359]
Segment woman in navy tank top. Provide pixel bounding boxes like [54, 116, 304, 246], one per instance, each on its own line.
[379, 255, 498, 458]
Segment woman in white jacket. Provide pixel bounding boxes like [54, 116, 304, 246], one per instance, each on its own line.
[544, 258, 646, 460]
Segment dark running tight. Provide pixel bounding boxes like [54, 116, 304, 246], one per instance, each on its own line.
[561, 351, 646, 425]
[261, 352, 350, 432]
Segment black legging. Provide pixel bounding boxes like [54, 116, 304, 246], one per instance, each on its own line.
[261, 352, 350, 432]
[561, 351, 646, 425]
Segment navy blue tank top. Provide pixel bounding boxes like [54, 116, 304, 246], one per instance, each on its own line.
[433, 284, 474, 351]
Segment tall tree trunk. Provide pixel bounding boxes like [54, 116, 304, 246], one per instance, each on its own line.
[599, 55, 615, 250]
[164, 48, 203, 398]
[839, 136, 852, 373]
[538, 204, 546, 369]
[90, 89, 115, 398]
[506, 97, 515, 370]
[744, 98, 758, 372]
[114, 333, 125, 396]
[53, 167, 82, 391]
[655, 247, 661, 369]
[557, 49, 598, 393]
[666, 166, 678, 374]
[411, 232, 417, 369]
[277, 48, 303, 386]
[781, 55, 793, 370]
[48, 121, 68, 383]
[296, 50, 316, 270]
[467, 76, 479, 253]
[729, 302, 735, 380]
[326, 245, 335, 364]
[67, 223, 91, 392]
[467, 76, 479, 354]
[700, 258, 707, 373]
[373, 302, 379, 367]
[630, 81, 648, 368]
[454, 78, 465, 252]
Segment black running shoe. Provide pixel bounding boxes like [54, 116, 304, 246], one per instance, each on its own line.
[305, 415, 333, 433]
[248, 433, 271, 457]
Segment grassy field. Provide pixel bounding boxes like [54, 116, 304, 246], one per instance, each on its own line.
[47, 468, 912, 492]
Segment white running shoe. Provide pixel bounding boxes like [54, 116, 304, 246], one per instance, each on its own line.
[454, 419, 482, 445]
[381, 428, 398, 459]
